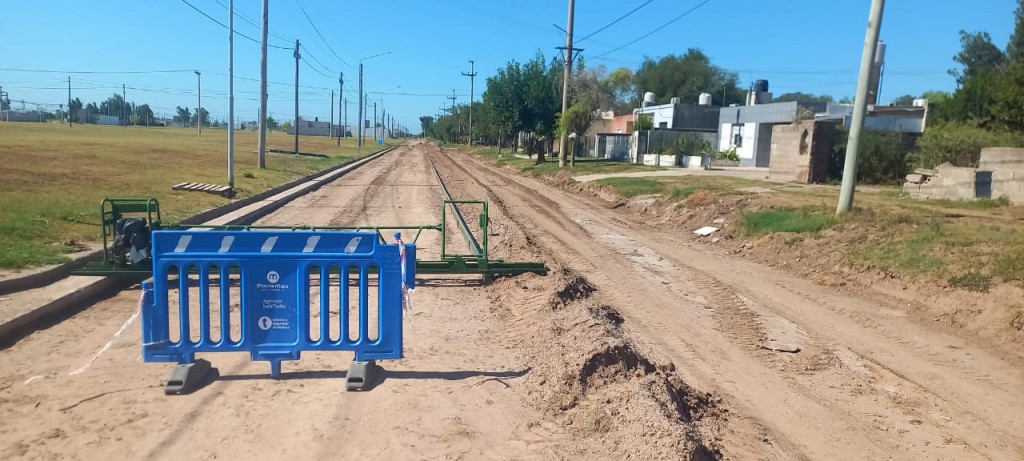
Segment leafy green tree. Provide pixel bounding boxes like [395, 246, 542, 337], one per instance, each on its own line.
[634, 49, 743, 106]
[602, 67, 636, 114]
[134, 104, 154, 126]
[68, 97, 83, 123]
[265, 116, 279, 130]
[419, 116, 434, 134]
[773, 92, 833, 103]
[950, 31, 1005, 85]
[891, 94, 916, 106]
[191, 108, 210, 127]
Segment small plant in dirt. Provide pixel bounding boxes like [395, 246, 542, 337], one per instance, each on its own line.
[242, 171, 256, 179]
[948, 271, 992, 293]
[994, 250, 1024, 281]
[741, 208, 835, 235]
[670, 185, 721, 202]
[1010, 306, 1024, 331]
[784, 236, 805, 246]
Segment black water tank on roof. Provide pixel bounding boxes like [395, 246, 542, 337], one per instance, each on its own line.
[754, 79, 769, 93]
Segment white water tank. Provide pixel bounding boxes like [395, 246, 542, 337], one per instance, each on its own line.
[698, 93, 712, 106]
[913, 98, 928, 107]
[670, 97, 681, 104]
[643, 92, 656, 106]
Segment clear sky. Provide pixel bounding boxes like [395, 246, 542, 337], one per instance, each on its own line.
[0, 0, 1016, 133]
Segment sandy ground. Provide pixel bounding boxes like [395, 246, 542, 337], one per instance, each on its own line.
[2, 140, 1023, 460]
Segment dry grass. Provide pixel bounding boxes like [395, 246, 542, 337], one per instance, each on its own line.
[0, 122, 393, 268]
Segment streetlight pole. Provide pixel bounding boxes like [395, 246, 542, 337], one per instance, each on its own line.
[195, 70, 202, 134]
[227, 0, 235, 187]
[558, 0, 576, 167]
[357, 51, 393, 154]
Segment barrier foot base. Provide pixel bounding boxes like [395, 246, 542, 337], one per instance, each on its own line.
[346, 360, 378, 391]
[270, 360, 282, 379]
[165, 359, 211, 395]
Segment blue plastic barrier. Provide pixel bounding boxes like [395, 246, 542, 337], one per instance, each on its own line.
[141, 230, 415, 378]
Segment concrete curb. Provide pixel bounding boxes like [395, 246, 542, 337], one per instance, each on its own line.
[0, 276, 139, 348]
[0, 147, 394, 296]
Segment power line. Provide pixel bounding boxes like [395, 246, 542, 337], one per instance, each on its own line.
[294, 0, 352, 68]
[592, 0, 714, 59]
[211, 0, 292, 44]
[302, 58, 334, 80]
[576, 0, 654, 43]
[0, 67, 193, 74]
[179, 0, 289, 49]
[300, 44, 334, 74]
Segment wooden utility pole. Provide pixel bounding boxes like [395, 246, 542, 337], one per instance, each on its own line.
[294, 39, 300, 154]
[462, 60, 477, 146]
[228, 0, 235, 186]
[558, 0, 576, 167]
[338, 72, 344, 146]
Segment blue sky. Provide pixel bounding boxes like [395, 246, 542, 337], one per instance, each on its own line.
[0, 0, 1017, 132]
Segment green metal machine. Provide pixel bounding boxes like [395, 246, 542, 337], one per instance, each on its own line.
[73, 197, 547, 278]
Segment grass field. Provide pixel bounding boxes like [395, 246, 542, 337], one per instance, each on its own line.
[0, 122, 395, 269]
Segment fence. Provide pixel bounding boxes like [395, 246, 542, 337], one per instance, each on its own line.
[141, 229, 414, 385]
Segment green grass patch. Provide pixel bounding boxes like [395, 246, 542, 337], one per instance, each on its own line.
[854, 229, 946, 274]
[670, 185, 723, 201]
[948, 271, 993, 293]
[741, 209, 835, 235]
[594, 177, 665, 197]
[994, 250, 1024, 281]
[0, 123, 392, 269]
[922, 196, 1011, 210]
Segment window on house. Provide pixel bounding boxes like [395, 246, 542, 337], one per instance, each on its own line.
[658, 122, 668, 129]
[730, 124, 744, 147]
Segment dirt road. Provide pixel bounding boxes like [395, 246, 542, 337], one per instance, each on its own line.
[433, 145, 1024, 460]
[2, 140, 1021, 460]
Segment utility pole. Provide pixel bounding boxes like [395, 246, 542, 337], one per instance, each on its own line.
[363, 94, 368, 147]
[373, 102, 377, 144]
[67, 77, 72, 127]
[293, 38, 300, 154]
[462, 60, 477, 146]
[343, 97, 348, 143]
[558, 0, 582, 167]
[358, 63, 364, 151]
[344, 71, 348, 145]
[122, 83, 126, 130]
[228, 0, 235, 187]
[195, 70, 202, 134]
[330, 90, 335, 139]
[257, 0, 268, 169]
[837, 0, 885, 215]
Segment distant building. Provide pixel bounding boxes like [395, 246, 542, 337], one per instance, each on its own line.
[287, 117, 345, 137]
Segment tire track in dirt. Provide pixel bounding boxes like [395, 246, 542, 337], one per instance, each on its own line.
[426, 145, 738, 460]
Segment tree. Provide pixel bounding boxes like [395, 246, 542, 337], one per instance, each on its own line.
[950, 31, 1005, 86]
[175, 106, 191, 127]
[602, 67, 636, 114]
[1007, 0, 1024, 61]
[419, 116, 434, 134]
[634, 49, 744, 107]
[135, 104, 154, 126]
[281, 121, 292, 133]
[265, 116, 279, 131]
[773, 92, 834, 103]
[890, 94, 916, 106]
[191, 108, 210, 127]
[68, 97, 83, 123]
